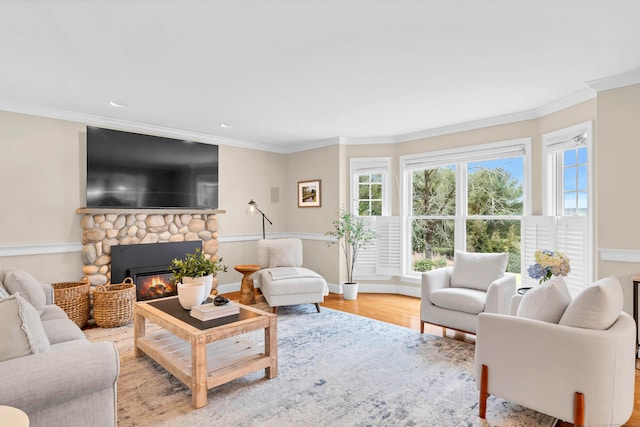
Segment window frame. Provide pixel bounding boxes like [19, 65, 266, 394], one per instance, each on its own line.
[350, 157, 392, 217]
[400, 138, 531, 280]
[542, 121, 594, 288]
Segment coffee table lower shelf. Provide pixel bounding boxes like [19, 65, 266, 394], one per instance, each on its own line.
[136, 330, 272, 398]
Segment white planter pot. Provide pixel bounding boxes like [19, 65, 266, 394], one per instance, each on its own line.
[177, 282, 206, 310]
[342, 282, 359, 300]
[182, 274, 214, 303]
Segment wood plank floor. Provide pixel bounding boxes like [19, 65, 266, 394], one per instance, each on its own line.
[230, 291, 640, 426]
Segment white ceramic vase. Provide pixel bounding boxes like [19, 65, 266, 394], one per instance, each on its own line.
[182, 274, 214, 303]
[177, 282, 206, 310]
[342, 282, 359, 300]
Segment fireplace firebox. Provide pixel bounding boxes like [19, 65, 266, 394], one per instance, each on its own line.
[111, 241, 202, 301]
[129, 266, 176, 301]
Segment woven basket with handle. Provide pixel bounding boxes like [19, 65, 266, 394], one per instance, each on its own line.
[51, 280, 90, 328]
[93, 277, 136, 328]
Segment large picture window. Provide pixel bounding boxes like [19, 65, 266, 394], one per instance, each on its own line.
[401, 139, 530, 278]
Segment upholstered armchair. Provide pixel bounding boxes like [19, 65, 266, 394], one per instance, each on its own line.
[475, 276, 635, 426]
[420, 251, 516, 335]
[254, 238, 328, 313]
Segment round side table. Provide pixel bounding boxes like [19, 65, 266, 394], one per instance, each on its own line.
[0, 405, 29, 426]
[234, 264, 261, 305]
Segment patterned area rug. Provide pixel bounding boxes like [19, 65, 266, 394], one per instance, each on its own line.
[85, 305, 556, 427]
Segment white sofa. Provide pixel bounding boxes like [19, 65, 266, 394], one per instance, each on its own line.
[475, 276, 635, 426]
[420, 251, 516, 334]
[254, 238, 328, 312]
[0, 268, 120, 427]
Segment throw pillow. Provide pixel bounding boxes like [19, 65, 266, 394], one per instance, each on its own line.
[516, 277, 572, 323]
[0, 282, 9, 299]
[559, 276, 623, 330]
[450, 251, 508, 291]
[4, 269, 46, 314]
[268, 246, 298, 268]
[266, 239, 303, 268]
[0, 294, 51, 362]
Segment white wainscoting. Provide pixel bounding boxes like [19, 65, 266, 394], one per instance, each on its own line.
[599, 248, 640, 263]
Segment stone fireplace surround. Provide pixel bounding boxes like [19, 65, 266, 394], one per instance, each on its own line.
[77, 208, 224, 288]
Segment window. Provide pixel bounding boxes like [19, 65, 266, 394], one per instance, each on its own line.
[528, 122, 593, 294]
[401, 139, 530, 278]
[350, 158, 391, 216]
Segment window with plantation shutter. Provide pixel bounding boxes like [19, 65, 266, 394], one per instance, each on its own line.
[522, 216, 588, 294]
[354, 216, 401, 279]
[536, 121, 593, 293]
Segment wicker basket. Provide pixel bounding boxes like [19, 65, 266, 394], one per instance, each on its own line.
[51, 280, 90, 328]
[93, 277, 136, 328]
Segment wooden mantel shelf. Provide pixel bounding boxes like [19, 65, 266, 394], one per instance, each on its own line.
[76, 208, 226, 215]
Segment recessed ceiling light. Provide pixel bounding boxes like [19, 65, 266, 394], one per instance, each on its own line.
[108, 101, 128, 108]
[220, 123, 231, 128]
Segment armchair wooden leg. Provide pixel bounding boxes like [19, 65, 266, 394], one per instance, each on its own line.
[442, 327, 447, 337]
[420, 321, 425, 333]
[479, 364, 488, 419]
[314, 303, 320, 313]
[574, 392, 585, 427]
[272, 307, 278, 314]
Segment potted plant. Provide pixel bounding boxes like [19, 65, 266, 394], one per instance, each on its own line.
[170, 248, 228, 305]
[326, 208, 376, 299]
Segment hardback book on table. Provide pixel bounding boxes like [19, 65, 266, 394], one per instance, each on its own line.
[190, 302, 240, 321]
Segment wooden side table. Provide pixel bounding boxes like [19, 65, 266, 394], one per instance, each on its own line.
[235, 264, 261, 305]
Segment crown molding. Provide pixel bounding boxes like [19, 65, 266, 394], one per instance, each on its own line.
[587, 68, 640, 92]
[0, 100, 289, 154]
[0, 82, 607, 154]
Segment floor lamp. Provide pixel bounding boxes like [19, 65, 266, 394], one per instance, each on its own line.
[247, 199, 273, 239]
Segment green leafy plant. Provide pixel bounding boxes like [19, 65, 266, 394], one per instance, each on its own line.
[170, 248, 228, 284]
[326, 208, 376, 284]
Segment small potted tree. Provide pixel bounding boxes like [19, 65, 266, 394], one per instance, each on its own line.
[326, 208, 376, 299]
[170, 248, 228, 307]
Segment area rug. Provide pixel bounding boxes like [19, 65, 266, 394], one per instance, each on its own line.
[84, 305, 556, 427]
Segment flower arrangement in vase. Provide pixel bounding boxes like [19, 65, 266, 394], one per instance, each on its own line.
[527, 249, 571, 284]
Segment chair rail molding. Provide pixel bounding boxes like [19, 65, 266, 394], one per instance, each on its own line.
[0, 242, 83, 257]
[599, 248, 640, 263]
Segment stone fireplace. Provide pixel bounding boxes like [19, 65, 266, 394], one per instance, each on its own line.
[77, 209, 222, 290]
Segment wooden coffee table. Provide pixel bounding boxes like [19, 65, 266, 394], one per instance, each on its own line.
[134, 296, 277, 408]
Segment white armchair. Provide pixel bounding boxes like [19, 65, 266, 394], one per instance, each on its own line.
[420, 251, 516, 335]
[475, 276, 635, 426]
[254, 238, 328, 313]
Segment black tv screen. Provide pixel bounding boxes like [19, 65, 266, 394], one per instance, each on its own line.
[86, 127, 218, 209]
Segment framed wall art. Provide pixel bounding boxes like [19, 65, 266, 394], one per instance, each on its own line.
[298, 179, 321, 208]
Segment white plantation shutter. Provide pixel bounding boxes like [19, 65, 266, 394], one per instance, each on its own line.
[556, 216, 588, 296]
[522, 216, 554, 287]
[354, 216, 401, 278]
[522, 216, 588, 294]
[354, 217, 377, 276]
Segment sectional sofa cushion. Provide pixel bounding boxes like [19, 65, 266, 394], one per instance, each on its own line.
[0, 294, 51, 362]
[559, 276, 623, 330]
[450, 251, 508, 291]
[4, 269, 46, 314]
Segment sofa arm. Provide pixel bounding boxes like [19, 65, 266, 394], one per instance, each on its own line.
[40, 282, 54, 305]
[0, 341, 120, 413]
[484, 272, 516, 314]
[421, 267, 453, 300]
[475, 312, 635, 425]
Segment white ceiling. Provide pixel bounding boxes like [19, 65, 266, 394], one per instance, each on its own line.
[1, 0, 640, 153]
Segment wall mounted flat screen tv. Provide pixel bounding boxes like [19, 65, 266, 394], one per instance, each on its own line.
[86, 127, 218, 209]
